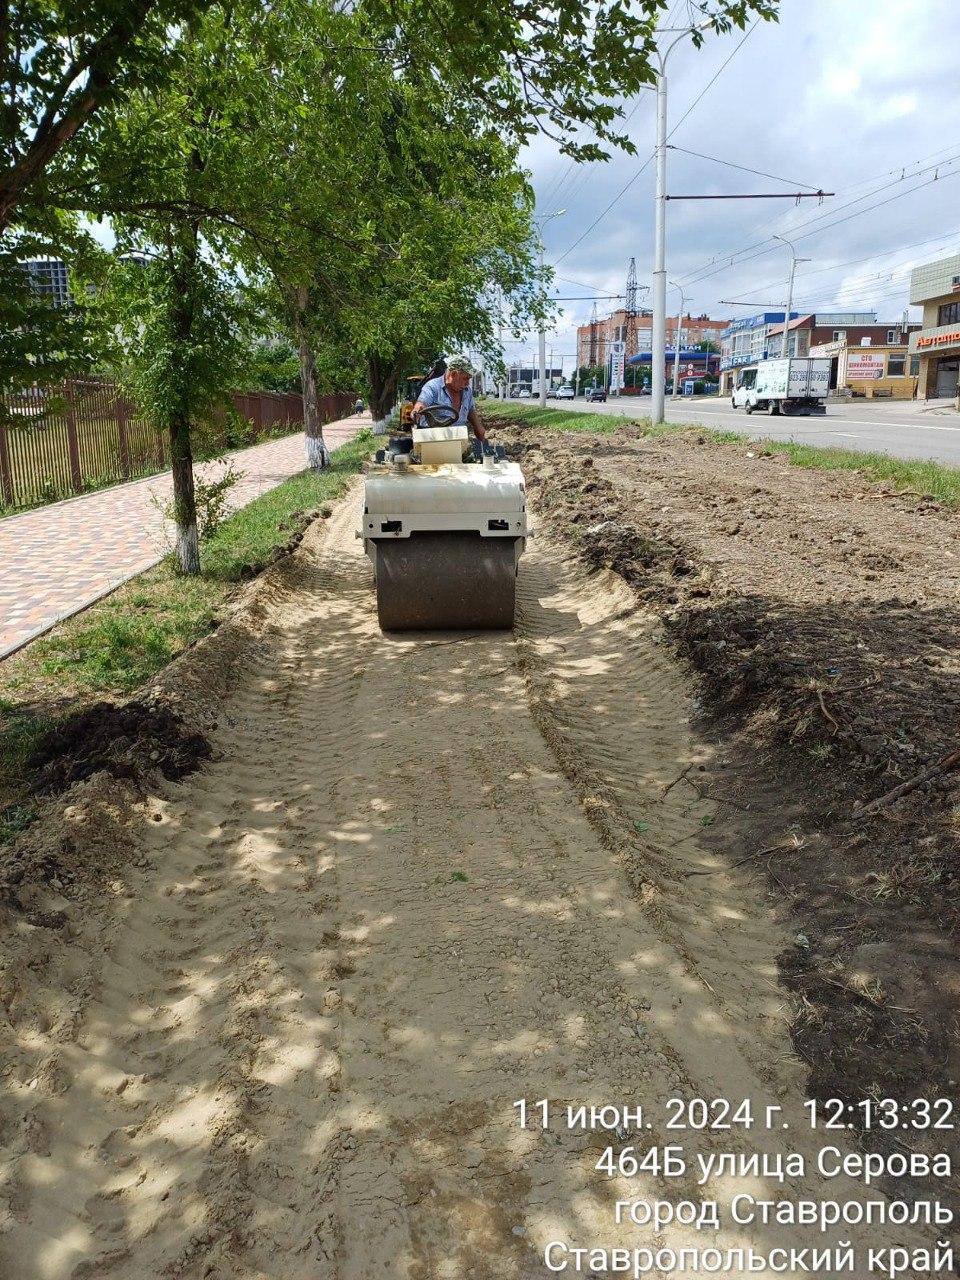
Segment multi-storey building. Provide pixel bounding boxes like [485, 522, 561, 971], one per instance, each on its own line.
[19, 257, 71, 307]
[718, 312, 798, 391]
[576, 308, 727, 369]
[764, 312, 917, 358]
[908, 253, 960, 399]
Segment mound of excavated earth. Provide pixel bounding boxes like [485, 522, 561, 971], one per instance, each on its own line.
[509, 423, 960, 1187]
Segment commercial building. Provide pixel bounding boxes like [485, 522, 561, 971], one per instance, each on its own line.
[908, 253, 960, 399]
[718, 312, 798, 391]
[576, 308, 727, 369]
[808, 340, 919, 398]
[720, 311, 919, 393]
[19, 257, 70, 307]
[765, 313, 917, 359]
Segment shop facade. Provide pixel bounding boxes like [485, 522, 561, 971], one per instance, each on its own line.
[909, 253, 960, 400]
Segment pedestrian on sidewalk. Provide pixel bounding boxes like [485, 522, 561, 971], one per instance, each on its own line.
[354, 396, 364, 415]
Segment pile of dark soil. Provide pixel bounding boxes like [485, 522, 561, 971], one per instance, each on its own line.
[28, 699, 211, 793]
[508, 422, 960, 1188]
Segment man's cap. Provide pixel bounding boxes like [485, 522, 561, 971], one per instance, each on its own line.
[446, 354, 475, 374]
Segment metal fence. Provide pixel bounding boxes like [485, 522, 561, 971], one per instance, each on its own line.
[0, 381, 354, 511]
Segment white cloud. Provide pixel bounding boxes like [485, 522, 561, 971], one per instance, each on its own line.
[513, 0, 960, 361]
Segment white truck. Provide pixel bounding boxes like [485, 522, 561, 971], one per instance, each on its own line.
[731, 357, 830, 415]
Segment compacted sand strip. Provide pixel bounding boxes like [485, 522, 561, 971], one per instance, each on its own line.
[1, 492, 924, 1278]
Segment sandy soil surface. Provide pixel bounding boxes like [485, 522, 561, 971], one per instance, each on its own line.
[510, 424, 960, 1197]
[0, 482, 939, 1277]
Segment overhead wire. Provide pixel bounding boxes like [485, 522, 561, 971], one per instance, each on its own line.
[677, 146, 960, 286]
[666, 144, 821, 191]
[721, 226, 960, 301]
[677, 164, 960, 292]
[551, 19, 759, 266]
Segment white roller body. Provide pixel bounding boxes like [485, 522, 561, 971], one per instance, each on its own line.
[362, 460, 528, 571]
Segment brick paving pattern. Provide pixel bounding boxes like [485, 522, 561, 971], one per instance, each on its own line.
[0, 414, 368, 659]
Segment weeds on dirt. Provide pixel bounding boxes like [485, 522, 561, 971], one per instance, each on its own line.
[489, 399, 960, 508]
[482, 401, 638, 434]
[152, 457, 242, 545]
[0, 801, 38, 842]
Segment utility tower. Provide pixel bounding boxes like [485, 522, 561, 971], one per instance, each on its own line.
[588, 301, 599, 367]
[624, 257, 639, 357]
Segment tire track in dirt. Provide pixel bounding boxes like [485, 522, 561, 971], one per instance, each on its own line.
[2, 488, 927, 1277]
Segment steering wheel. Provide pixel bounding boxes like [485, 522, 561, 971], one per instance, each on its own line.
[414, 404, 458, 429]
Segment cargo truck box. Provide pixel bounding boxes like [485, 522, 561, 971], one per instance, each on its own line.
[732, 358, 830, 415]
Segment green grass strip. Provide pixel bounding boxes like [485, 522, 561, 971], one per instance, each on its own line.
[0, 430, 372, 816]
[482, 399, 960, 507]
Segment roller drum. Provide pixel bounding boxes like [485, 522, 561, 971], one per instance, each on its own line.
[375, 533, 517, 631]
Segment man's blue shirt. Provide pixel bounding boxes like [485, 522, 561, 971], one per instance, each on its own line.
[417, 375, 474, 425]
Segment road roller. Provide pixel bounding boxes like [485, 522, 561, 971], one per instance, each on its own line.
[360, 407, 529, 630]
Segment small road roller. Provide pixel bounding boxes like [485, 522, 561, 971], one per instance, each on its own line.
[360, 407, 529, 630]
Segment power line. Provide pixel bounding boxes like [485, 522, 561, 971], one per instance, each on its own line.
[725, 226, 960, 300]
[551, 20, 758, 266]
[545, 92, 650, 213]
[679, 167, 960, 292]
[677, 148, 960, 286]
[666, 144, 821, 191]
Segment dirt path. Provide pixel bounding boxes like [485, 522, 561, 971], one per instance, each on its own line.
[2, 491, 925, 1277]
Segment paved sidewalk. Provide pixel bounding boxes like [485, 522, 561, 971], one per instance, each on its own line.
[0, 414, 368, 659]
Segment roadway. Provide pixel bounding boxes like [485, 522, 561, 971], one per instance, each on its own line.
[566, 395, 960, 467]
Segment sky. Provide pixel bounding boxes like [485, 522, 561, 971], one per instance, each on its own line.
[503, 0, 960, 374]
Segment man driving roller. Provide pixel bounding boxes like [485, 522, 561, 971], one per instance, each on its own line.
[412, 354, 487, 441]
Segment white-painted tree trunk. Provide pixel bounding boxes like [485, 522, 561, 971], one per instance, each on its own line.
[306, 434, 331, 469]
[176, 520, 200, 575]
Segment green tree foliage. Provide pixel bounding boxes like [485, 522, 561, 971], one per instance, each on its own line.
[243, 340, 301, 395]
[0, 0, 780, 556]
[0, 0, 208, 231]
[575, 364, 608, 389]
[366, 0, 778, 160]
[70, 3, 282, 572]
[0, 0, 210, 412]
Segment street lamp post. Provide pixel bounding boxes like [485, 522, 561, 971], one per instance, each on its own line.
[535, 208, 565, 407]
[773, 234, 811, 358]
[652, 18, 715, 427]
[670, 281, 687, 399]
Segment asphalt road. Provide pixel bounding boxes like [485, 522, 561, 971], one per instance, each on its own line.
[570, 395, 960, 467]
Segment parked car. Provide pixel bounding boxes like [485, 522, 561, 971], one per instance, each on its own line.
[586, 387, 607, 402]
[555, 385, 576, 399]
[517, 387, 532, 399]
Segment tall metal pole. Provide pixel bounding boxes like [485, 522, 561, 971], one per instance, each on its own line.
[651, 19, 715, 425]
[670, 282, 686, 399]
[538, 238, 548, 406]
[781, 256, 796, 359]
[651, 60, 668, 425]
[773, 235, 809, 359]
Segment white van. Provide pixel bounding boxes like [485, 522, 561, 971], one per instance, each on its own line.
[732, 358, 830, 415]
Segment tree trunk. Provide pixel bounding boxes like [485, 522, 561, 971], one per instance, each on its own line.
[295, 287, 329, 469]
[368, 354, 401, 435]
[170, 430, 199, 574]
[169, 236, 200, 575]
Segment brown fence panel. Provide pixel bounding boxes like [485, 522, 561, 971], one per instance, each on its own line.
[229, 390, 304, 437]
[3, 386, 75, 507]
[0, 383, 352, 512]
[74, 380, 126, 489]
